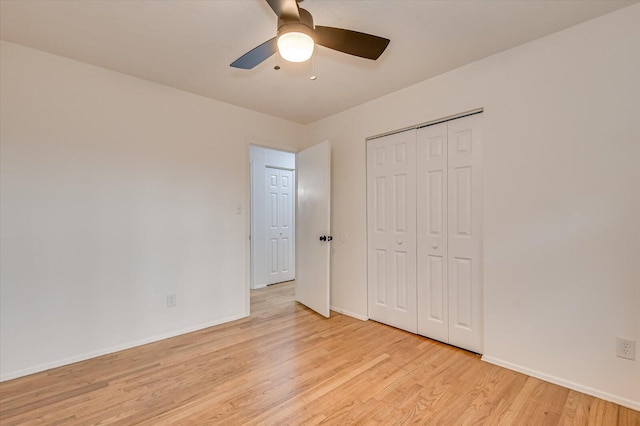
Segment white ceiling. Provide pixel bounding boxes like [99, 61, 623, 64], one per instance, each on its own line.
[1, 0, 636, 124]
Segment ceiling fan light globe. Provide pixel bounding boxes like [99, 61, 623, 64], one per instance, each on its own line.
[277, 32, 314, 63]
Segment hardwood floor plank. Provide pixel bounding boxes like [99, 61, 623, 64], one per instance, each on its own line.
[588, 398, 622, 425]
[618, 406, 640, 426]
[559, 390, 596, 425]
[512, 380, 570, 425]
[1, 281, 638, 425]
[456, 366, 525, 425]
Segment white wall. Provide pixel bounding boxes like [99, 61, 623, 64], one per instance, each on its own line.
[305, 4, 640, 409]
[0, 41, 305, 380]
[249, 146, 295, 289]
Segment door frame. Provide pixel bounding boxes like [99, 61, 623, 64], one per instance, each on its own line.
[249, 144, 296, 289]
[245, 140, 298, 317]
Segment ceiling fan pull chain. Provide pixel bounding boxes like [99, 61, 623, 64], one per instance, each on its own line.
[310, 54, 317, 80]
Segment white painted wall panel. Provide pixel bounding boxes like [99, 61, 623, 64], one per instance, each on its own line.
[0, 41, 304, 380]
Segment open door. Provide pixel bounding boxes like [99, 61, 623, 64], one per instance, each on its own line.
[296, 141, 331, 317]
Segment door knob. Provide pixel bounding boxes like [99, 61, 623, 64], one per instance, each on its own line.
[397, 240, 403, 245]
[327, 236, 333, 241]
[320, 235, 327, 241]
[432, 243, 438, 249]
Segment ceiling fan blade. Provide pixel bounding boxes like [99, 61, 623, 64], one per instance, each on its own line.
[230, 37, 277, 69]
[265, 0, 300, 21]
[314, 26, 390, 60]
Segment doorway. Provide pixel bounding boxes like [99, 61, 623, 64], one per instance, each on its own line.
[250, 146, 296, 289]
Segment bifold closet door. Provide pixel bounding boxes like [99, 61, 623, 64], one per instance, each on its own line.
[367, 130, 418, 333]
[446, 114, 483, 353]
[367, 113, 482, 353]
[416, 114, 483, 354]
[416, 122, 449, 343]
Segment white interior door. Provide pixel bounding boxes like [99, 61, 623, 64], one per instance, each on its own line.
[447, 114, 483, 353]
[266, 167, 295, 285]
[417, 122, 449, 342]
[367, 130, 418, 333]
[296, 141, 331, 318]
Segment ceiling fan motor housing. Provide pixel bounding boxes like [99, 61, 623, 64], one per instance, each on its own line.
[278, 8, 314, 40]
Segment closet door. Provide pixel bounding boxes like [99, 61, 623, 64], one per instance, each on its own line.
[367, 130, 418, 333]
[447, 114, 483, 353]
[416, 123, 449, 342]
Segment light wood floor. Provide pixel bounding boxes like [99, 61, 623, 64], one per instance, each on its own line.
[1, 281, 638, 425]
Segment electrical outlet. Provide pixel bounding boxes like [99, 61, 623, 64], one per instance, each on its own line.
[616, 337, 636, 361]
[166, 293, 176, 308]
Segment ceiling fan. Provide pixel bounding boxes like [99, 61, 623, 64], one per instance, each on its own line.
[230, 0, 390, 69]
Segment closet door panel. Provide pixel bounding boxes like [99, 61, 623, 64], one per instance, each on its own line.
[367, 130, 417, 333]
[417, 123, 449, 342]
[447, 114, 483, 353]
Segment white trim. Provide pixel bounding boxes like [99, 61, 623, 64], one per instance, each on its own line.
[330, 305, 369, 322]
[0, 313, 247, 382]
[482, 355, 640, 411]
[253, 283, 268, 289]
[366, 108, 484, 141]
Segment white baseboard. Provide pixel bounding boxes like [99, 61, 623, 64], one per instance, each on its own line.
[481, 355, 640, 411]
[0, 313, 248, 382]
[330, 305, 368, 321]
